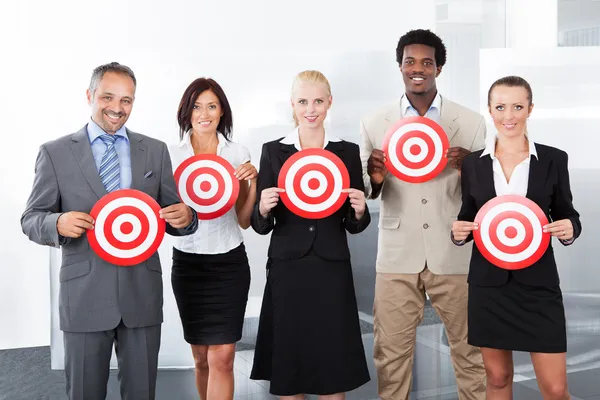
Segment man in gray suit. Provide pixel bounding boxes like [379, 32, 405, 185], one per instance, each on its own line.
[21, 62, 198, 400]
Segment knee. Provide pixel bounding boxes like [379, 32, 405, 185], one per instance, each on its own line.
[191, 346, 209, 371]
[485, 367, 513, 390]
[208, 345, 235, 373]
[542, 382, 569, 400]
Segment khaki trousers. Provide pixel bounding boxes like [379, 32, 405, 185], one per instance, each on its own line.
[373, 267, 486, 400]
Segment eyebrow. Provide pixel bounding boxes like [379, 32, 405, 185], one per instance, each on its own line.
[194, 101, 218, 105]
[100, 92, 133, 100]
[404, 57, 434, 61]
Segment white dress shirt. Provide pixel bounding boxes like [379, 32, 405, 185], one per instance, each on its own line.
[170, 131, 251, 255]
[280, 127, 342, 150]
[480, 136, 538, 196]
[401, 92, 442, 123]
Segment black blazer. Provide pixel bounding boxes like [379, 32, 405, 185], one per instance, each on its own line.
[251, 138, 370, 261]
[458, 143, 581, 287]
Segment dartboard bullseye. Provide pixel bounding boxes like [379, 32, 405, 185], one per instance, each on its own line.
[473, 195, 551, 270]
[87, 189, 166, 266]
[382, 116, 449, 183]
[278, 148, 350, 219]
[174, 154, 240, 220]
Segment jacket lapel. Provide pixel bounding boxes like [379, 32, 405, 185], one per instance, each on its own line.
[278, 141, 297, 165]
[128, 129, 148, 191]
[440, 96, 459, 143]
[526, 144, 548, 200]
[476, 154, 497, 200]
[71, 125, 106, 200]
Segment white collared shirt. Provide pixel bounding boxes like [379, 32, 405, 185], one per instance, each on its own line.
[480, 136, 538, 196]
[280, 127, 342, 150]
[169, 131, 251, 255]
[401, 92, 442, 123]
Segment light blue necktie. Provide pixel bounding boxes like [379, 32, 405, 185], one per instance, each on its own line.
[99, 134, 121, 192]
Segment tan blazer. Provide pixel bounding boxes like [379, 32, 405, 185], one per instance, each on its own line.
[360, 96, 486, 275]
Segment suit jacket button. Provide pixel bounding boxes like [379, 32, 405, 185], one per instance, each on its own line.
[309, 226, 315, 232]
[422, 198, 427, 204]
[423, 223, 429, 229]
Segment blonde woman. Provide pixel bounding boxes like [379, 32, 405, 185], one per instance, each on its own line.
[249, 71, 371, 399]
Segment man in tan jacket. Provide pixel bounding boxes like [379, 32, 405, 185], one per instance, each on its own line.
[360, 29, 486, 400]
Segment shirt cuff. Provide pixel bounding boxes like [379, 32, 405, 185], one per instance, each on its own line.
[450, 231, 467, 246]
[560, 237, 575, 246]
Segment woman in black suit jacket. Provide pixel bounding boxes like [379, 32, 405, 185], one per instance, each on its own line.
[452, 76, 581, 400]
[249, 70, 371, 398]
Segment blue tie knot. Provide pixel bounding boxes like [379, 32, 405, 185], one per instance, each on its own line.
[100, 134, 118, 146]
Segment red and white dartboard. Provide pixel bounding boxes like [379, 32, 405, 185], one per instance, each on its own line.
[474, 195, 551, 270]
[174, 154, 240, 220]
[87, 189, 166, 266]
[278, 148, 350, 219]
[382, 116, 449, 183]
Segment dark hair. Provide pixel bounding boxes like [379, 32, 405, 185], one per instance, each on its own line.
[89, 62, 136, 94]
[177, 78, 233, 141]
[487, 76, 533, 106]
[396, 29, 447, 67]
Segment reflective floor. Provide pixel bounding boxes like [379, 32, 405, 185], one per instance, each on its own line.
[2, 303, 599, 399]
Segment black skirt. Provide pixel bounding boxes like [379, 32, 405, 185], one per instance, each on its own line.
[468, 274, 566, 353]
[250, 252, 370, 395]
[171, 243, 250, 345]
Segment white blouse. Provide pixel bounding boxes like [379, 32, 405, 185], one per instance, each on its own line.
[480, 136, 538, 196]
[169, 131, 251, 255]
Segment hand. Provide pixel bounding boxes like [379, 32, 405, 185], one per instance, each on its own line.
[160, 203, 193, 229]
[543, 219, 574, 241]
[259, 187, 285, 218]
[342, 188, 366, 220]
[57, 212, 95, 238]
[452, 220, 479, 242]
[234, 162, 258, 181]
[367, 149, 388, 184]
[446, 147, 471, 171]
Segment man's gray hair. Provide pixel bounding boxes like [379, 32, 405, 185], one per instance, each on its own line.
[88, 62, 136, 94]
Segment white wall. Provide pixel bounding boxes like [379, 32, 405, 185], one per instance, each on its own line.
[0, 0, 436, 367]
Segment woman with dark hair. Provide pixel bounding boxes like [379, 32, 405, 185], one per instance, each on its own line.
[169, 77, 257, 399]
[452, 75, 581, 400]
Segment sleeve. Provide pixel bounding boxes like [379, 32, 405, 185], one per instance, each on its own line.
[251, 143, 276, 235]
[360, 117, 383, 199]
[159, 142, 198, 236]
[454, 156, 478, 245]
[344, 143, 371, 234]
[20, 145, 69, 248]
[550, 151, 581, 245]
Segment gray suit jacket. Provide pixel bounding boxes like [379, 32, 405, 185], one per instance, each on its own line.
[21, 125, 197, 333]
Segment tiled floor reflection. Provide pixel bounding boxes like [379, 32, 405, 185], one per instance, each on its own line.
[105, 319, 599, 399]
[1, 295, 599, 399]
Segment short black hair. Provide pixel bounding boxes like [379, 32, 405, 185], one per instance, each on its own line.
[396, 29, 447, 67]
[177, 78, 233, 141]
[89, 62, 136, 94]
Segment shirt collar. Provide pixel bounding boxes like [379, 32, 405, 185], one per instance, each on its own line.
[401, 92, 442, 117]
[481, 135, 538, 161]
[87, 118, 129, 143]
[178, 130, 229, 155]
[280, 127, 341, 151]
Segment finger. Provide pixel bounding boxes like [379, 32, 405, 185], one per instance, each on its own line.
[543, 225, 567, 233]
[74, 213, 95, 224]
[341, 188, 357, 194]
[72, 220, 95, 231]
[266, 188, 286, 194]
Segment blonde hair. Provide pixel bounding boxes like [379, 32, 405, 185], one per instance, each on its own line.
[291, 70, 332, 127]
